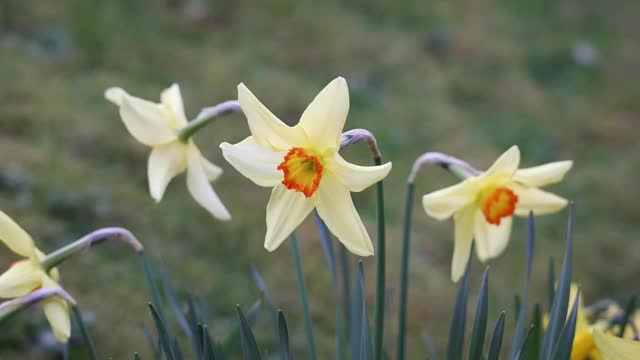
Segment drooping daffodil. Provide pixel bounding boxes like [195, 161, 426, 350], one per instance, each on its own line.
[220, 77, 391, 255]
[423, 146, 572, 281]
[0, 210, 70, 342]
[105, 84, 231, 220]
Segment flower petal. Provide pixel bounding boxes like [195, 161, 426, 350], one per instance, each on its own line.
[327, 153, 392, 192]
[264, 184, 315, 252]
[484, 146, 520, 177]
[422, 179, 478, 220]
[0, 260, 42, 298]
[315, 173, 374, 256]
[41, 277, 70, 343]
[451, 206, 475, 282]
[201, 157, 223, 181]
[238, 83, 307, 151]
[220, 136, 285, 187]
[160, 84, 188, 128]
[593, 330, 640, 360]
[118, 95, 177, 146]
[513, 186, 568, 216]
[104, 87, 127, 106]
[514, 161, 573, 187]
[298, 77, 349, 150]
[186, 146, 231, 220]
[0, 210, 35, 257]
[148, 142, 188, 202]
[473, 211, 513, 262]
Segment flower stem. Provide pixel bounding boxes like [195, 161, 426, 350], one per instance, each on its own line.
[373, 155, 386, 360]
[290, 232, 317, 360]
[72, 305, 98, 360]
[177, 100, 241, 142]
[396, 182, 415, 360]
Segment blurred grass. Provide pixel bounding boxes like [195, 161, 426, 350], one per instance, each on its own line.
[0, 0, 639, 358]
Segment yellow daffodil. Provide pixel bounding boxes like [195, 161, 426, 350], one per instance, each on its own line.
[220, 77, 391, 255]
[593, 330, 640, 360]
[423, 146, 572, 281]
[0, 211, 70, 342]
[105, 84, 231, 220]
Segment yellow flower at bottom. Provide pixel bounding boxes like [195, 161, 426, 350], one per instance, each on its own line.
[105, 84, 231, 220]
[422, 146, 572, 281]
[220, 77, 392, 256]
[593, 330, 640, 360]
[0, 211, 70, 342]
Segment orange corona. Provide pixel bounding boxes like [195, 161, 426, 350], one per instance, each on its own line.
[480, 186, 518, 225]
[277, 147, 324, 198]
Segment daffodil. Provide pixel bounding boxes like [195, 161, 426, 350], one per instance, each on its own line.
[0, 210, 70, 341]
[593, 330, 640, 360]
[220, 77, 392, 255]
[423, 146, 572, 281]
[105, 84, 231, 220]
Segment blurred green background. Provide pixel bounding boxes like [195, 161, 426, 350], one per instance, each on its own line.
[1, 0, 639, 358]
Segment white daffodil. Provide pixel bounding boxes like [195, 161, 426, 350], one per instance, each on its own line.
[105, 84, 230, 220]
[0, 211, 70, 342]
[423, 146, 572, 281]
[220, 77, 391, 256]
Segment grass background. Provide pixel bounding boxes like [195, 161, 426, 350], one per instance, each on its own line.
[0, 0, 639, 358]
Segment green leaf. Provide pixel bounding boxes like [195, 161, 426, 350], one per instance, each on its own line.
[357, 261, 373, 360]
[237, 305, 262, 360]
[617, 295, 637, 337]
[551, 289, 580, 360]
[134, 353, 142, 360]
[540, 204, 574, 360]
[487, 312, 506, 360]
[447, 249, 472, 360]
[468, 267, 490, 360]
[421, 332, 437, 360]
[514, 326, 535, 360]
[250, 266, 279, 332]
[524, 304, 542, 360]
[548, 259, 555, 311]
[396, 183, 416, 360]
[290, 232, 318, 360]
[148, 303, 175, 360]
[278, 310, 290, 360]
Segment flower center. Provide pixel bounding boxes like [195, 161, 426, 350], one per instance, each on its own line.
[480, 186, 518, 225]
[277, 147, 324, 198]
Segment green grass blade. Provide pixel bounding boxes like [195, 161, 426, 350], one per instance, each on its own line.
[237, 305, 262, 360]
[487, 312, 506, 360]
[447, 250, 472, 360]
[468, 267, 490, 360]
[148, 303, 175, 360]
[617, 295, 637, 337]
[551, 289, 580, 360]
[278, 310, 290, 360]
[71, 305, 98, 360]
[373, 155, 386, 360]
[540, 204, 574, 360]
[290, 232, 317, 360]
[396, 182, 415, 360]
[358, 261, 373, 360]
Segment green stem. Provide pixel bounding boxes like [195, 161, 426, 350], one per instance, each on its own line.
[290, 232, 317, 360]
[396, 182, 415, 360]
[177, 100, 241, 142]
[72, 305, 98, 360]
[373, 155, 386, 360]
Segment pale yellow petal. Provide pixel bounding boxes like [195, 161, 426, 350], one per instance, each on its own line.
[422, 179, 478, 220]
[186, 146, 231, 220]
[237, 83, 307, 151]
[160, 83, 188, 127]
[326, 153, 391, 192]
[264, 184, 315, 251]
[484, 146, 520, 177]
[119, 96, 177, 146]
[513, 185, 568, 216]
[148, 142, 188, 202]
[473, 211, 513, 261]
[315, 173, 374, 256]
[0, 260, 42, 298]
[514, 161, 573, 187]
[220, 136, 285, 187]
[104, 87, 127, 106]
[298, 77, 349, 150]
[451, 206, 475, 282]
[0, 210, 35, 257]
[593, 330, 640, 360]
[41, 277, 70, 343]
[200, 156, 223, 181]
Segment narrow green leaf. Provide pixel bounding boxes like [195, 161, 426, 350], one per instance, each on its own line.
[351, 259, 364, 360]
[237, 305, 262, 360]
[290, 232, 317, 360]
[551, 289, 580, 360]
[172, 339, 184, 360]
[514, 326, 535, 360]
[71, 305, 98, 360]
[373, 155, 386, 360]
[222, 299, 262, 352]
[487, 312, 506, 360]
[541, 204, 574, 360]
[250, 266, 279, 333]
[420, 332, 437, 360]
[148, 303, 175, 360]
[524, 303, 542, 360]
[548, 259, 555, 311]
[468, 267, 490, 360]
[141, 325, 161, 360]
[201, 325, 217, 360]
[160, 269, 192, 339]
[358, 261, 373, 360]
[446, 250, 472, 360]
[278, 310, 290, 360]
[617, 295, 636, 337]
[396, 182, 415, 360]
